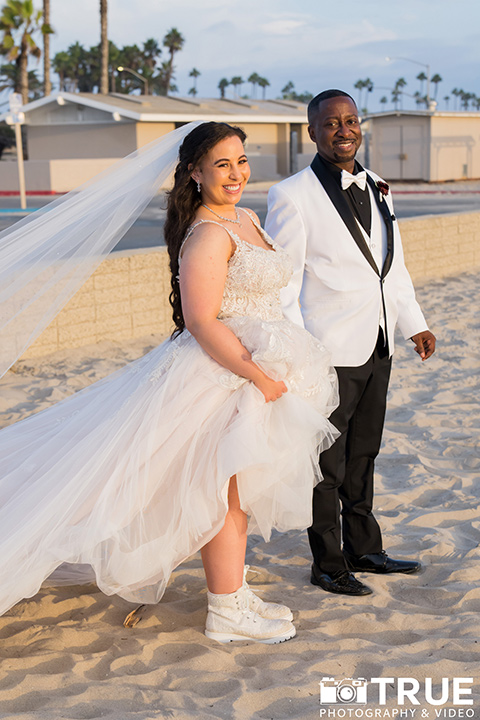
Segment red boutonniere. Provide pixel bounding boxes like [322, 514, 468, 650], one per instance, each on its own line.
[375, 180, 390, 200]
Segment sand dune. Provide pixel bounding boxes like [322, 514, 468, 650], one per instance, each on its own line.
[0, 271, 479, 719]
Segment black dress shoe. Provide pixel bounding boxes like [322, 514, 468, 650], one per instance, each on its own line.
[310, 565, 372, 596]
[344, 550, 421, 575]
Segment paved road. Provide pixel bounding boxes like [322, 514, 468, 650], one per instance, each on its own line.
[0, 184, 479, 252]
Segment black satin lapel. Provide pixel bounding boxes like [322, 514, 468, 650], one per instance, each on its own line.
[310, 155, 379, 276]
[366, 173, 394, 278]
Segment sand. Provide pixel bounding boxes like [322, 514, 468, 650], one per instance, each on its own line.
[0, 271, 479, 720]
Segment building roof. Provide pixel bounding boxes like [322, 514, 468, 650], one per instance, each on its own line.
[0, 92, 308, 125]
[365, 109, 480, 120]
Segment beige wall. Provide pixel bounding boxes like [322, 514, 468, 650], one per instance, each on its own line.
[400, 211, 480, 281]
[135, 122, 176, 148]
[0, 159, 120, 193]
[19, 212, 480, 361]
[430, 115, 480, 181]
[21, 249, 173, 360]
[242, 123, 278, 156]
[0, 160, 51, 192]
[27, 122, 137, 160]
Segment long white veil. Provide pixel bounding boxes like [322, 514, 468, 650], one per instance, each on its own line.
[0, 120, 201, 378]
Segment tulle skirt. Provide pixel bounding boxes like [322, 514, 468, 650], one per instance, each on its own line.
[0, 316, 338, 615]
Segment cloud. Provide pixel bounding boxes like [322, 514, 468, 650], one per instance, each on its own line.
[43, 0, 478, 107]
[261, 19, 307, 36]
[319, 20, 397, 52]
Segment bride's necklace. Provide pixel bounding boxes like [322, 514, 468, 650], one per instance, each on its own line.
[202, 203, 242, 225]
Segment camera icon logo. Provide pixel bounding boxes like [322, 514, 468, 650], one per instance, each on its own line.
[319, 677, 368, 705]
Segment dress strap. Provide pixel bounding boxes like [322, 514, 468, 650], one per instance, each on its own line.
[238, 207, 277, 251]
[239, 207, 261, 231]
[180, 219, 239, 258]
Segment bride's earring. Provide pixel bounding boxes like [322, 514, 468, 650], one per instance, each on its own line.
[197, 180, 201, 193]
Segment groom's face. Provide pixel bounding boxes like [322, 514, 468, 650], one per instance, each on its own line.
[308, 97, 362, 172]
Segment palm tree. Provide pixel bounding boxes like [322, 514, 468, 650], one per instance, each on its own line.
[188, 66, 200, 97]
[353, 78, 373, 110]
[99, 0, 108, 94]
[218, 77, 228, 98]
[354, 79, 365, 107]
[281, 80, 294, 99]
[0, 60, 40, 96]
[379, 95, 388, 110]
[431, 73, 442, 100]
[364, 77, 373, 112]
[460, 91, 473, 110]
[416, 71, 427, 94]
[142, 37, 161, 73]
[42, 0, 53, 94]
[247, 71, 260, 98]
[106, 39, 121, 92]
[391, 88, 401, 110]
[0, 0, 49, 103]
[394, 77, 407, 109]
[138, 38, 161, 93]
[257, 76, 270, 99]
[413, 91, 425, 108]
[52, 49, 69, 90]
[451, 87, 460, 110]
[162, 27, 184, 96]
[57, 40, 84, 92]
[443, 95, 450, 110]
[230, 75, 243, 97]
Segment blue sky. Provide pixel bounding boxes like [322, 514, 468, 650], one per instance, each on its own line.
[46, 0, 479, 112]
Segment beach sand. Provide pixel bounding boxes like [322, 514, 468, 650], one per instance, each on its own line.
[0, 271, 479, 719]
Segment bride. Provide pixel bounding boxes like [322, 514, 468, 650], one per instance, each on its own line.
[0, 121, 338, 644]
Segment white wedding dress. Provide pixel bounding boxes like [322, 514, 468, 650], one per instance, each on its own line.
[0, 212, 338, 616]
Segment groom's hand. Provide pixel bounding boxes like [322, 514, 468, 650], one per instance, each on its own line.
[411, 330, 436, 361]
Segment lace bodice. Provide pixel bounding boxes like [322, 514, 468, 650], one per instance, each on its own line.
[183, 210, 293, 322]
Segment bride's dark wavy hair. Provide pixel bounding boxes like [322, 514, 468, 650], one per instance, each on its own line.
[164, 121, 247, 336]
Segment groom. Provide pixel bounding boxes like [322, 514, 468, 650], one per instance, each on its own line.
[265, 89, 436, 596]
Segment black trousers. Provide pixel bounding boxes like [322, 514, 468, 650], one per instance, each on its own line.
[308, 330, 392, 573]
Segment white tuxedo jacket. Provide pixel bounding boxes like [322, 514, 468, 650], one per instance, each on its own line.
[265, 160, 428, 367]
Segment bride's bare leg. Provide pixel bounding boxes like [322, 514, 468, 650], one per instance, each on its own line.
[202, 477, 295, 643]
[201, 476, 247, 594]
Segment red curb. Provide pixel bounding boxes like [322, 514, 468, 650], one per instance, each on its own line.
[0, 191, 61, 196]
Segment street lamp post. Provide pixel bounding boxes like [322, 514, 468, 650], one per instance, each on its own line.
[6, 93, 26, 209]
[385, 56, 432, 108]
[117, 66, 149, 95]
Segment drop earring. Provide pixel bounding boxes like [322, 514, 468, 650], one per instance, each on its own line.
[197, 181, 201, 193]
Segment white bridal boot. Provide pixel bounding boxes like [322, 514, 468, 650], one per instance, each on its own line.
[242, 565, 293, 621]
[205, 586, 296, 644]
